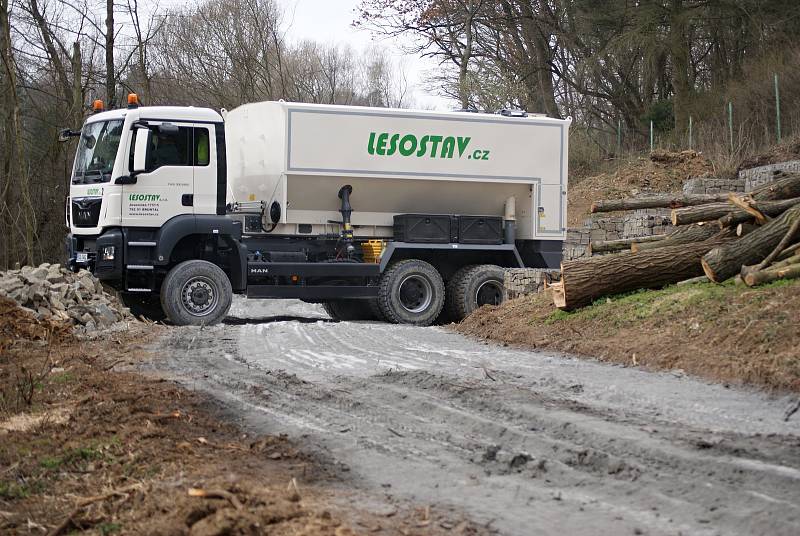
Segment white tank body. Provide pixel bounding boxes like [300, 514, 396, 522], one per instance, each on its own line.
[225, 101, 570, 240]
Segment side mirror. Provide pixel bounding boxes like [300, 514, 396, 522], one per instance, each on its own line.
[58, 128, 81, 142]
[132, 128, 150, 173]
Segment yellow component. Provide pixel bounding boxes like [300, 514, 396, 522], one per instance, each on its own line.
[361, 240, 386, 264]
[248, 193, 256, 201]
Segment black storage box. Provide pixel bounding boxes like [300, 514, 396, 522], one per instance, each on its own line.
[457, 215, 503, 245]
[393, 214, 455, 243]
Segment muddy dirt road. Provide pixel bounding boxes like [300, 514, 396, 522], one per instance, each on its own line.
[148, 299, 800, 536]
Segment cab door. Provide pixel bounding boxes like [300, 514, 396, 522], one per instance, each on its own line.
[190, 125, 218, 215]
[122, 122, 195, 227]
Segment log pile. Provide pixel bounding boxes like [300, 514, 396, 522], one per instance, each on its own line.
[551, 171, 800, 310]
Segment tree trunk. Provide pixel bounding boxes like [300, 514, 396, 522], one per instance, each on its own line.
[591, 193, 730, 213]
[669, 0, 692, 134]
[456, 3, 475, 110]
[71, 42, 82, 125]
[701, 203, 800, 282]
[29, 0, 73, 105]
[0, 0, 33, 266]
[105, 0, 115, 105]
[592, 173, 800, 216]
[589, 234, 666, 255]
[717, 197, 800, 228]
[631, 223, 717, 252]
[552, 232, 736, 310]
[672, 202, 738, 225]
[518, 1, 560, 118]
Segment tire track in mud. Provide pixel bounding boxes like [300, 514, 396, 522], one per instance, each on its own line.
[150, 300, 800, 536]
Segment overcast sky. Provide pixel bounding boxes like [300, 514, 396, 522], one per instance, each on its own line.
[277, 0, 455, 110]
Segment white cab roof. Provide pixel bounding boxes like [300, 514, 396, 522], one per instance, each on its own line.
[85, 106, 223, 124]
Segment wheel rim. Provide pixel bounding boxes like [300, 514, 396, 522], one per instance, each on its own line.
[398, 275, 433, 313]
[475, 279, 503, 307]
[180, 276, 218, 317]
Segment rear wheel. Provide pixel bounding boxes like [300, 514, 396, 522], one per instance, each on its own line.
[445, 264, 505, 322]
[378, 259, 444, 326]
[160, 260, 232, 326]
[322, 300, 378, 321]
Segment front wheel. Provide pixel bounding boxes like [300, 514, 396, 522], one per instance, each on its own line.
[378, 259, 444, 326]
[160, 260, 233, 326]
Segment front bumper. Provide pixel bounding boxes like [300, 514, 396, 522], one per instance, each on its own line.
[66, 229, 124, 281]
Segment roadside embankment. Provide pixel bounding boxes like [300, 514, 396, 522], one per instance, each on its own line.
[455, 279, 800, 392]
[1, 298, 468, 535]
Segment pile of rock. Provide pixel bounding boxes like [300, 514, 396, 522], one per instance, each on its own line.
[0, 263, 134, 332]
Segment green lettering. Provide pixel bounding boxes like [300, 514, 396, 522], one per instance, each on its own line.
[399, 134, 417, 156]
[457, 137, 471, 157]
[376, 133, 388, 156]
[387, 133, 400, 156]
[416, 135, 430, 157]
[441, 137, 455, 158]
[367, 132, 376, 155]
[428, 135, 443, 158]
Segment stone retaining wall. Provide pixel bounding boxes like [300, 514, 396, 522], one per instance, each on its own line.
[504, 268, 561, 300]
[740, 160, 800, 192]
[683, 176, 746, 195]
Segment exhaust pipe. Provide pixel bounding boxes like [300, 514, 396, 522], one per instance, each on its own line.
[338, 185, 355, 258]
[504, 196, 516, 244]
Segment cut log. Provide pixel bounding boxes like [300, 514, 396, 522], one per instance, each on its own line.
[701, 203, 800, 282]
[717, 197, 800, 228]
[728, 194, 769, 224]
[554, 232, 736, 310]
[671, 202, 740, 226]
[736, 223, 757, 237]
[748, 171, 800, 201]
[591, 193, 730, 213]
[672, 196, 799, 227]
[632, 223, 717, 252]
[589, 235, 666, 255]
[778, 242, 800, 261]
[741, 251, 800, 281]
[743, 262, 800, 287]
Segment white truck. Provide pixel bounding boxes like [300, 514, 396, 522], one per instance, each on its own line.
[63, 97, 570, 326]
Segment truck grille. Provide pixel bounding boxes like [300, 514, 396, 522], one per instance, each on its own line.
[71, 197, 102, 228]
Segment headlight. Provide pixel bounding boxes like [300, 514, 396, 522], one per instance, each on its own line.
[100, 246, 115, 261]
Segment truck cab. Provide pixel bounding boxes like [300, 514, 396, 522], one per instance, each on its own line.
[66, 97, 568, 326]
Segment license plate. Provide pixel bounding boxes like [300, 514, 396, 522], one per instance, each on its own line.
[76, 252, 89, 263]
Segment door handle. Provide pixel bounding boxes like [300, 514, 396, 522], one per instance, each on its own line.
[182, 194, 194, 207]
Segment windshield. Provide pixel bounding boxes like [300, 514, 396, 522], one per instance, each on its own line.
[72, 119, 124, 184]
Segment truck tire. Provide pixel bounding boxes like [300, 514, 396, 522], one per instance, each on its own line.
[323, 300, 378, 321]
[378, 259, 444, 326]
[160, 260, 232, 326]
[445, 264, 505, 322]
[120, 293, 167, 322]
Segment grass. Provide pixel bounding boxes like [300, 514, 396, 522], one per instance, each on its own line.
[39, 444, 107, 472]
[0, 481, 30, 500]
[458, 277, 800, 390]
[50, 372, 74, 384]
[99, 522, 122, 535]
[543, 279, 765, 327]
